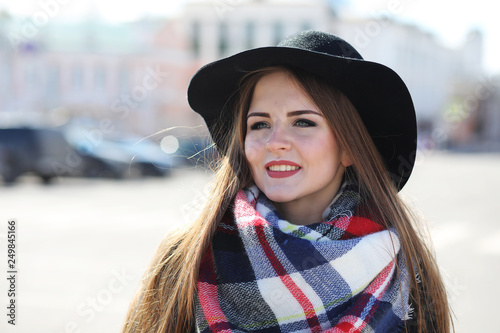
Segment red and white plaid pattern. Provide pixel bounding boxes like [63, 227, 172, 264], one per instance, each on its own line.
[196, 183, 411, 332]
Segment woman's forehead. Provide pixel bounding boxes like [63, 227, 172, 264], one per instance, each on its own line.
[249, 71, 318, 111]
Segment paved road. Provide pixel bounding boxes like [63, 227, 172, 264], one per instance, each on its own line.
[0, 151, 499, 332]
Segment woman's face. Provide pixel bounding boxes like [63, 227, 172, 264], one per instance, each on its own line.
[244, 71, 349, 210]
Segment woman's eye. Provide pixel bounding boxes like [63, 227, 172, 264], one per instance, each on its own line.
[249, 122, 270, 130]
[294, 119, 316, 127]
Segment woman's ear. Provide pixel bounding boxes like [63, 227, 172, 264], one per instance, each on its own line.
[341, 152, 353, 167]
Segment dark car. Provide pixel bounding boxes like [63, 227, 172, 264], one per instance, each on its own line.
[76, 137, 180, 178]
[0, 127, 127, 184]
[174, 136, 218, 168]
[0, 127, 84, 183]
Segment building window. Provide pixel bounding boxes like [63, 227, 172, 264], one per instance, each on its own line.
[0, 59, 11, 94]
[47, 64, 60, 98]
[273, 22, 284, 45]
[191, 21, 200, 57]
[218, 22, 228, 57]
[72, 63, 83, 92]
[94, 66, 106, 91]
[25, 63, 38, 90]
[118, 67, 129, 93]
[245, 21, 255, 50]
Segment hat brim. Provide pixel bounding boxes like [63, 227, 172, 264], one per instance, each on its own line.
[188, 46, 417, 190]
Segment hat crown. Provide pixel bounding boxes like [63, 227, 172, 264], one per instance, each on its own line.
[278, 31, 363, 60]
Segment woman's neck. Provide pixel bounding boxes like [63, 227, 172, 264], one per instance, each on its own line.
[273, 195, 333, 225]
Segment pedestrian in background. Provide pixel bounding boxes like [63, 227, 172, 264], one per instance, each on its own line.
[122, 31, 452, 333]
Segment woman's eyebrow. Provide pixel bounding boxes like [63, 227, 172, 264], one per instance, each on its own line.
[247, 110, 322, 119]
[287, 110, 323, 117]
[247, 112, 270, 119]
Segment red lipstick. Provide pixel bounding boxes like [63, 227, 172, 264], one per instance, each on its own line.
[265, 160, 301, 179]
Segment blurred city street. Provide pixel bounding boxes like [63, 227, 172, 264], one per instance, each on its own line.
[0, 151, 499, 332]
[1, 0, 500, 332]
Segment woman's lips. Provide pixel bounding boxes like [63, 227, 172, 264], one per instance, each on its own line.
[265, 160, 301, 178]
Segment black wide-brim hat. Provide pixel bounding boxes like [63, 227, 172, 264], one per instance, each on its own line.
[188, 31, 417, 191]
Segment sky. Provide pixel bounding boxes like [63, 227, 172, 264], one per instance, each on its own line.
[0, 0, 498, 74]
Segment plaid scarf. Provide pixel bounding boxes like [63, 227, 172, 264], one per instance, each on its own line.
[195, 181, 411, 332]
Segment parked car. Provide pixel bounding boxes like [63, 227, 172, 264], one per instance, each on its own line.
[75, 136, 180, 178]
[0, 127, 177, 184]
[0, 127, 88, 184]
[174, 136, 218, 168]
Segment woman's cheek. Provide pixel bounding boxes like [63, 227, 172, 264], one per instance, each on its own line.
[244, 140, 259, 165]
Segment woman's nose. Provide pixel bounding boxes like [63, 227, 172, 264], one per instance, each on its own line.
[265, 126, 291, 152]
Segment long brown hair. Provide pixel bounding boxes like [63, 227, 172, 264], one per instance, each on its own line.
[122, 67, 452, 333]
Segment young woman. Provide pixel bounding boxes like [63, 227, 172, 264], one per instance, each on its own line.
[122, 31, 452, 332]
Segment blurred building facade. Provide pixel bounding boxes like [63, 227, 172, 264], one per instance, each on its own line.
[441, 74, 500, 151]
[0, 15, 202, 136]
[0, 0, 493, 148]
[181, 0, 334, 61]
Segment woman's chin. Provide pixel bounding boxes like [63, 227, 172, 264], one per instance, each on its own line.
[261, 190, 296, 204]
